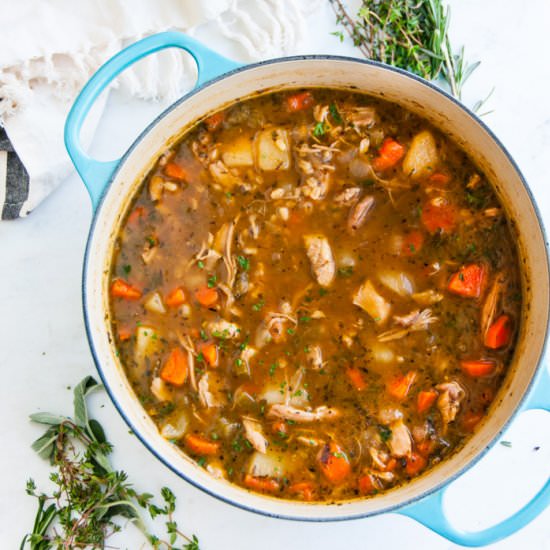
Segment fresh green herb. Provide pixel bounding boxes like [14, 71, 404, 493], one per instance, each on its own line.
[21, 377, 200, 550]
[196, 352, 205, 363]
[252, 299, 265, 312]
[319, 288, 328, 297]
[199, 329, 208, 341]
[313, 121, 326, 137]
[207, 274, 217, 288]
[197, 260, 205, 270]
[146, 235, 157, 247]
[197, 457, 207, 467]
[122, 264, 132, 275]
[378, 425, 392, 442]
[303, 345, 310, 353]
[286, 327, 295, 336]
[330, 0, 481, 101]
[331, 30, 345, 42]
[269, 363, 277, 377]
[337, 266, 354, 278]
[500, 440, 512, 448]
[237, 255, 250, 271]
[299, 316, 311, 324]
[329, 102, 343, 124]
[332, 452, 346, 459]
[235, 358, 244, 367]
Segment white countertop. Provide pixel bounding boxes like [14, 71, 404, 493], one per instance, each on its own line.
[1, 1, 549, 548]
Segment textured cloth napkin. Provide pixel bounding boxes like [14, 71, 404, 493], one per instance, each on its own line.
[0, 0, 320, 219]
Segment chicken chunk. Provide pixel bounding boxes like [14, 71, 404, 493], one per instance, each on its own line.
[387, 420, 412, 458]
[267, 404, 341, 423]
[436, 380, 465, 428]
[348, 195, 375, 232]
[352, 279, 391, 325]
[242, 417, 269, 454]
[303, 234, 336, 287]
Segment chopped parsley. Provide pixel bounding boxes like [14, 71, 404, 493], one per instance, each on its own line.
[269, 363, 277, 377]
[313, 122, 326, 137]
[337, 266, 354, 278]
[237, 255, 250, 271]
[197, 260, 205, 269]
[207, 274, 217, 288]
[252, 299, 265, 312]
[378, 425, 392, 442]
[329, 102, 343, 124]
[122, 264, 132, 275]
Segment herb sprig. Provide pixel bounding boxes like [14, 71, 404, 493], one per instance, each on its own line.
[21, 376, 200, 550]
[330, 0, 480, 100]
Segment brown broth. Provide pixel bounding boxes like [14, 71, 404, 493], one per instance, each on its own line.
[109, 89, 521, 502]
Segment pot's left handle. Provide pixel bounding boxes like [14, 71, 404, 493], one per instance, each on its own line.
[397, 365, 550, 547]
[64, 31, 241, 209]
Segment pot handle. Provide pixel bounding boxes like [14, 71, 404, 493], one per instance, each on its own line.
[398, 365, 550, 547]
[64, 31, 241, 208]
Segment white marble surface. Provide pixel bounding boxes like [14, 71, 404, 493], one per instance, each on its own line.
[1, 1, 549, 548]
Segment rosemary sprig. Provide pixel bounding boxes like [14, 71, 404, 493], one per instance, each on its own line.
[330, 0, 480, 100]
[21, 376, 200, 550]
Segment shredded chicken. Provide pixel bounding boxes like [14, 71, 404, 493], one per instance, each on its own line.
[348, 195, 375, 232]
[481, 272, 507, 337]
[198, 373, 219, 408]
[303, 234, 336, 287]
[306, 345, 324, 370]
[302, 172, 331, 201]
[436, 380, 465, 429]
[267, 404, 342, 423]
[207, 319, 240, 338]
[387, 420, 412, 457]
[369, 447, 391, 470]
[412, 289, 444, 305]
[378, 309, 438, 342]
[177, 333, 197, 391]
[346, 106, 376, 128]
[242, 417, 268, 453]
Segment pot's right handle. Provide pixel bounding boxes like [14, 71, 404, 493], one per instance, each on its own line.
[64, 31, 241, 209]
[398, 365, 550, 547]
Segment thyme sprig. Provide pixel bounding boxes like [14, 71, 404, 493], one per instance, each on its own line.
[21, 376, 200, 550]
[330, 0, 480, 100]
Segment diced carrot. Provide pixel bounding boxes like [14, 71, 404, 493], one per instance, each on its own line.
[204, 111, 225, 132]
[288, 481, 315, 501]
[485, 314, 512, 349]
[318, 442, 351, 484]
[127, 206, 145, 225]
[401, 230, 424, 256]
[461, 359, 496, 378]
[372, 138, 405, 171]
[417, 390, 438, 414]
[428, 172, 451, 185]
[184, 433, 220, 456]
[448, 263, 487, 299]
[164, 162, 187, 181]
[358, 473, 377, 495]
[462, 411, 484, 432]
[405, 452, 427, 476]
[117, 326, 133, 341]
[421, 198, 457, 233]
[165, 287, 186, 308]
[387, 370, 417, 401]
[287, 91, 314, 112]
[346, 366, 367, 391]
[272, 420, 288, 436]
[383, 458, 398, 472]
[243, 474, 280, 493]
[416, 439, 436, 458]
[160, 347, 188, 386]
[195, 286, 218, 307]
[111, 279, 142, 300]
[199, 341, 218, 368]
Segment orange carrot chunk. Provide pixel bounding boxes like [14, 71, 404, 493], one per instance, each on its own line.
[199, 341, 219, 368]
[416, 439, 436, 458]
[401, 230, 424, 256]
[405, 452, 427, 476]
[185, 433, 220, 456]
[346, 366, 368, 391]
[204, 111, 225, 132]
[387, 370, 417, 401]
[485, 314, 512, 349]
[165, 287, 187, 308]
[417, 390, 438, 414]
[288, 481, 315, 501]
[428, 172, 451, 185]
[127, 206, 145, 225]
[164, 162, 187, 181]
[117, 326, 133, 341]
[243, 474, 280, 493]
[448, 263, 487, 298]
[461, 359, 496, 378]
[195, 286, 218, 307]
[372, 137, 405, 171]
[111, 279, 142, 300]
[358, 473, 377, 495]
[318, 442, 351, 484]
[421, 198, 457, 233]
[160, 347, 188, 386]
[286, 91, 314, 112]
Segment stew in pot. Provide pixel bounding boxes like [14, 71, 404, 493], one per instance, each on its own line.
[109, 89, 521, 501]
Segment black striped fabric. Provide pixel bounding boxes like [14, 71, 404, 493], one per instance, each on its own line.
[0, 128, 30, 219]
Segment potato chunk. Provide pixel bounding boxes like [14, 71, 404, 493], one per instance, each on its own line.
[222, 135, 254, 167]
[402, 130, 438, 179]
[255, 128, 291, 171]
[353, 279, 391, 324]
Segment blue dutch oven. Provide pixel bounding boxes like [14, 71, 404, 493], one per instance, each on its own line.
[65, 32, 550, 546]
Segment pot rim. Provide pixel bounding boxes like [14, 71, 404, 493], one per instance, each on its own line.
[81, 54, 550, 521]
